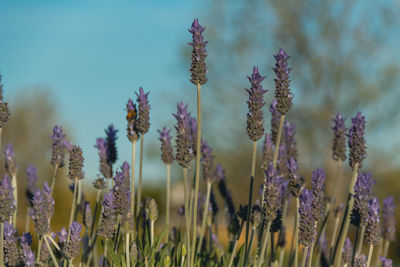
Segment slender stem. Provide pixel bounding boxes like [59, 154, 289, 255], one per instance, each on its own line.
[166, 164, 171, 241]
[190, 83, 202, 267]
[333, 163, 359, 267]
[228, 240, 239, 267]
[11, 174, 17, 226]
[351, 225, 360, 267]
[197, 182, 212, 254]
[44, 236, 60, 267]
[356, 225, 365, 255]
[301, 246, 308, 267]
[36, 236, 42, 264]
[272, 115, 286, 168]
[251, 141, 258, 178]
[366, 244, 374, 267]
[307, 240, 315, 267]
[257, 221, 272, 267]
[383, 239, 389, 258]
[102, 239, 108, 267]
[150, 220, 155, 246]
[331, 160, 342, 203]
[294, 197, 300, 267]
[25, 211, 31, 233]
[125, 233, 130, 267]
[182, 168, 191, 257]
[247, 227, 256, 259]
[278, 247, 285, 267]
[136, 136, 144, 217]
[330, 217, 340, 253]
[50, 165, 59, 192]
[130, 140, 136, 216]
[0, 223, 4, 267]
[67, 178, 78, 243]
[243, 176, 254, 267]
[46, 235, 62, 251]
[77, 179, 82, 207]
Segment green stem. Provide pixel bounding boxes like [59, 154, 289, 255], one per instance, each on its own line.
[294, 197, 300, 267]
[331, 159, 342, 203]
[166, 164, 171, 242]
[36, 236, 42, 264]
[228, 240, 239, 267]
[44, 236, 60, 267]
[130, 140, 136, 217]
[383, 239, 389, 258]
[136, 135, 144, 217]
[67, 178, 78, 243]
[247, 227, 256, 260]
[366, 244, 374, 267]
[333, 163, 359, 267]
[307, 240, 315, 267]
[50, 165, 59, 192]
[272, 115, 286, 168]
[183, 168, 191, 257]
[0, 223, 4, 267]
[125, 233, 130, 267]
[257, 221, 272, 267]
[190, 83, 202, 267]
[102, 239, 108, 267]
[150, 219, 155, 246]
[197, 182, 212, 254]
[329, 216, 340, 261]
[25, 211, 30, 233]
[243, 175, 254, 267]
[11, 174, 17, 226]
[301, 246, 308, 267]
[356, 225, 365, 255]
[278, 247, 285, 267]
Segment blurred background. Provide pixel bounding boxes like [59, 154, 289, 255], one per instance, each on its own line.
[0, 0, 399, 262]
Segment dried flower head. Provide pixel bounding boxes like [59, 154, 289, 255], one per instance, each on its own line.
[28, 183, 54, 235]
[311, 168, 326, 223]
[347, 112, 367, 169]
[299, 188, 316, 246]
[68, 145, 85, 180]
[98, 191, 116, 239]
[343, 237, 353, 264]
[250, 201, 262, 228]
[93, 177, 106, 190]
[245, 66, 268, 141]
[135, 87, 151, 134]
[351, 172, 375, 227]
[189, 18, 208, 85]
[273, 48, 293, 115]
[49, 125, 69, 168]
[173, 102, 194, 168]
[365, 197, 381, 245]
[263, 163, 283, 222]
[287, 157, 302, 197]
[381, 196, 396, 241]
[146, 198, 158, 222]
[126, 99, 140, 142]
[332, 113, 347, 161]
[0, 74, 11, 127]
[158, 127, 174, 165]
[201, 140, 215, 183]
[354, 254, 367, 267]
[112, 170, 130, 221]
[65, 222, 82, 260]
[4, 143, 17, 176]
[3, 222, 19, 266]
[0, 174, 15, 223]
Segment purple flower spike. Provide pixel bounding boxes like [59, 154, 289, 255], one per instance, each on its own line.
[261, 133, 273, 170]
[173, 102, 194, 168]
[158, 127, 174, 165]
[277, 144, 287, 175]
[126, 98, 140, 142]
[263, 163, 283, 222]
[26, 165, 38, 196]
[4, 143, 16, 176]
[65, 221, 82, 259]
[351, 172, 375, 227]
[201, 140, 215, 183]
[0, 174, 15, 223]
[311, 168, 326, 223]
[365, 197, 381, 245]
[379, 256, 393, 267]
[343, 238, 353, 264]
[28, 183, 54, 235]
[273, 48, 293, 115]
[299, 188, 316, 246]
[112, 169, 130, 222]
[270, 99, 281, 143]
[3, 222, 19, 266]
[135, 87, 151, 134]
[68, 145, 85, 180]
[284, 121, 297, 161]
[20, 232, 35, 266]
[347, 112, 367, 169]
[287, 157, 302, 197]
[381, 196, 396, 241]
[245, 66, 268, 141]
[105, 124, 118, 164]
[98, 191, 116, 239]
[332, 113, 347, 161]
[188, 116, 197, 154]
[189, 18, 208, 85]
[354, 254, 367, 267]
[95, 138, 112, 178]
[49, 125, 69, 168]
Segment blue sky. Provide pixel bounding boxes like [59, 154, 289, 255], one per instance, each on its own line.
[0, 0, 201, 182]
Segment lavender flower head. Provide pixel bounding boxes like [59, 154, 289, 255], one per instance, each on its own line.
[188, 116, 197, 155]
[245, 66, 268, 141]
[347, 112, 367, 169]
[25, 165, 38, 207]
[351, 172, 375, 227]
[135, 87, 151, 134]
[332, 113, 347, 161]
[287, 157, 302, 197]
[311, 168, 326, 223]
[28, 183, 54, 235]
[93, 177, 106, 190]
[95, 138, 112, 178]
[0, 74, 11, 127]
[188, 18, 208, 85]
[158, 127, 174, 165]
[3, 222, 19, 266]
[273, 49, 293, 115]
[263, 163, 283, 222]
[343, 238, 353, 265]
[68, 145, 85, 180]
[270, 99, 281, 143]
[49, 125, 69, 168]
[284, 121, 297, 161]
[20, 232, 35, 266]
[261, 133, 273, 170]
[65, 221, 82, 259]
[98, 191, 116, 239]
[105, 124, 118, 164]
[381, 196, 396, 241]
[365, 197, 381, 245]
[126, 98, 140, 142]
[201, 140, 215, 183]
[354, 254, 367, 267]
[0, 174, 15, 223]
[112, 170, 130, 221]
[379, 256, 393, 267]
[4, 143, 16, 176]
[173, 102, 194, 168]
[298, 188, 316, 246]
